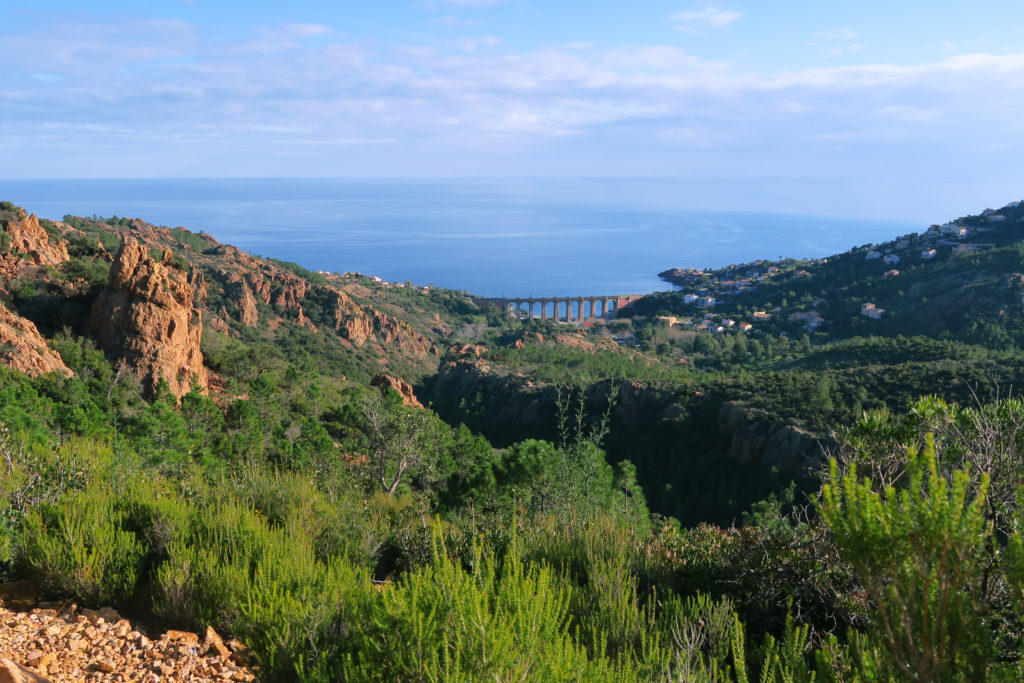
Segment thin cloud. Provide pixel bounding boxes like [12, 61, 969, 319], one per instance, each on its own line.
[5, 12, 1024, 181]
[670, 6, 742, 32]
[813, 29, 859, 41]
[809, 29, 862, 58]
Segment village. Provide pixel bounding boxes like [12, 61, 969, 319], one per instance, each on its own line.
[657, 202, 1021, 338]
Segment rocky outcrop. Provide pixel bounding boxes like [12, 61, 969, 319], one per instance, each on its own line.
[0, 304, 72, 378]
[717, 402, 826, 471]
[238, 284, 259, 326]
[330, 289, 431, 354]
[89, 238, 207, 398]
[450, 343, 488, 358]
[371, 373, 423, 408]
[1, 214, 69, 267]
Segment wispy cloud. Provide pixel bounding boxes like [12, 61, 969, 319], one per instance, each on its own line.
[809, 29, 862, 58]
[4, 12, 1024, 183]
[813, 29, 859, 41]
[670, 6, 742, 32]
[457, 35, 502, 52]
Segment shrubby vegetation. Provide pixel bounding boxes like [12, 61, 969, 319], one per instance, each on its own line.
[7, 336, 1024, 680]
[10, 202, 1024, 678]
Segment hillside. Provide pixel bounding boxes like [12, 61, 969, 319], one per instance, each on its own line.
[5, 198, 1024, 679]
[649, 199, 1024, 347]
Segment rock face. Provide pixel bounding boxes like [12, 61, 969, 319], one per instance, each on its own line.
[89, 238, 207, 397]
[370, 373, 423, 408]
[0, 305, 72, 378]
[1, 214, 69, 267]
[331, 290, 432, 354]
[717, 401, 826, 471]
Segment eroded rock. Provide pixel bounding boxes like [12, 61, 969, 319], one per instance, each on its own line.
[0, 306, 72, 379]
[89, 238, 207, 398]
[1, 213, 69, 267]
[371, 373, 423, 408]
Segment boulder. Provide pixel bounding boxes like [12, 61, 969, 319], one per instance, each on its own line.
[0, 658, 49, 683]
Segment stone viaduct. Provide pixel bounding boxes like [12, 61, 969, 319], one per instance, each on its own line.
[474, 294, 645, 323]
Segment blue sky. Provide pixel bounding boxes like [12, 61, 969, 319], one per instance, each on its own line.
[3, 1, 1024, 219]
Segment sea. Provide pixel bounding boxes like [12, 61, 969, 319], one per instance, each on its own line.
[0, 179, 920, 298]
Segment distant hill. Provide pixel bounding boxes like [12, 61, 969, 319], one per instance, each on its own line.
[647, 199, 1024, 349]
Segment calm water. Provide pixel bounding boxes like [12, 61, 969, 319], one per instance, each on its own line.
[0, 179, 918, 298]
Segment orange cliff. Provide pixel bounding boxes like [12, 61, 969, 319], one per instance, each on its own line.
[89, 238, 207, 398]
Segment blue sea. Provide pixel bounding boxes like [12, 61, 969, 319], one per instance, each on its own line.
[0, 179, 919, 298]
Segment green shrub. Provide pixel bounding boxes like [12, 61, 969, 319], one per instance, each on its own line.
[60, 256, 110, 285]
[20, 486, 147, 604]
[344, 536, 631, 681]
[818, 438, 993, 680]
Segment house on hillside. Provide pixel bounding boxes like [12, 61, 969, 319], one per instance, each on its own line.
[861, 302, 884, 319]
[738, 322, 753, 332]
[883, 269, 901, 278]
[697, 296, 716, 309]
[683, 293, 698, 304]
[921, 249, 937, 259]
[865, 250, 882, 260]
[788, 310, 824, 331]
[752, 310, 771, 319]
[954, 243, 995, 255]
[884, 254, 900, 265]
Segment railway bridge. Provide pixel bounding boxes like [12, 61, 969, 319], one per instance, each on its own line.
[474, 294, 645, 323]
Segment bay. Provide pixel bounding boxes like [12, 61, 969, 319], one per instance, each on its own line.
[0, 179, 919, 298]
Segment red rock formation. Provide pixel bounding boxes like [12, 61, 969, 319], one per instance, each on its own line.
[89, 238, 207, 398]
[451, 343, 488, 358]
[295, 307, 317, 332]
[370, 373, 423, 408]
[1, 214, 69, 267]
[331, 292, 431, 355]
[0, 304, 72, 378]
[238, 284, 259, 326]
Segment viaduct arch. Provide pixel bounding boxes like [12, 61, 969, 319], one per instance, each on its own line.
[474, 295, 645, 323]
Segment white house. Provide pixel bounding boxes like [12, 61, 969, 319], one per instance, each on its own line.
[865, 250, 882, 260]
[921, 249, 937, 259]
[861, 303, 884, 319]
[884, 254, 900, 265]
[697, 296, 716, 309]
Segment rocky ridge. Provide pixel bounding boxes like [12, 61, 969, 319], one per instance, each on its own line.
[109, 223, 436, 365]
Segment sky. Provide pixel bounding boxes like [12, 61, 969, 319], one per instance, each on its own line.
[3, 1, 1024, 220]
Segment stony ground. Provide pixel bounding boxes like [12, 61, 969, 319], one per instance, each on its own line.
[0, 583, 257, 682]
